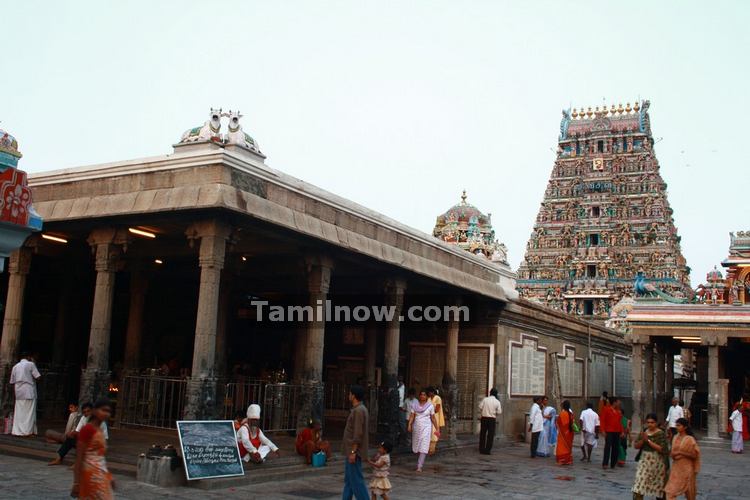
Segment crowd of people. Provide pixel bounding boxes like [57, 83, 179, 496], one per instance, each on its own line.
[5, 349, 750, 500]
[527, 393, 704, 500]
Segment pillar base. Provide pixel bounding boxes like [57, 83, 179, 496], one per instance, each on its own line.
[443, 383, 458, 446]
[183, 376, 218, 421]
[79, 369, 112, 405]
[0, 362, 12, 414]
[296, 381, 324, 431]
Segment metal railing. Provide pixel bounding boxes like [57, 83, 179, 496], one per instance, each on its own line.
[262, 383, 303, 432]
[118, 375, 186, 429]
[36, 366, 75, 419]
[222, 379, 265, 420]
[324, 382, 352, 411]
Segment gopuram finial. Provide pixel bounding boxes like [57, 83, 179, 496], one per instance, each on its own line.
[461, 190, 467, 205]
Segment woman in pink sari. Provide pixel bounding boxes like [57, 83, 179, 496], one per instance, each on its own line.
[664, 418, 700, 500]
[407, 389, 439, 472]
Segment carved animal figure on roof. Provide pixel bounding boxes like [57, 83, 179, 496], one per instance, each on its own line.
[180, 108, 222, 143]
[224, 110, 261, 153]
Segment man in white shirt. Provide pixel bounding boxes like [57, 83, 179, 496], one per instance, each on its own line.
[49, 402, 109, 465]
[529, 396, 545, 458]
[665, 397, 684, 437]
[478, 388, 502, 455]
[579, 402, 600, 462]
[9, 353, 41, 436]
[730, 402, 744, 453]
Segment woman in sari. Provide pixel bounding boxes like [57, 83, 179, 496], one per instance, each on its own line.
[555, 400, 574, 465]
[537, 404, 557, 457]
[71, 399, 113, 500]
[664, 418, 700, 500]
[407, 389, 439, 472]
[632, 413, 669, 500]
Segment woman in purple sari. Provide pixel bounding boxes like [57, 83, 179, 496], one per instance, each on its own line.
[407, 389, 439, 472]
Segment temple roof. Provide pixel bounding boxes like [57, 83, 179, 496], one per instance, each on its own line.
[433, 191, 508, 265]
[560, 100, 651, 140]
[0, 128, 22, 169]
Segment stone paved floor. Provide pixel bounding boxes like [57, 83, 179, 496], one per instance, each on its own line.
[1, 440, 747, 499]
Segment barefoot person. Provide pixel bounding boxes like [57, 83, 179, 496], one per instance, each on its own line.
[555, 400, 574, 465]
[408, 389, 438, 472]
[664, 418, 701, 500]
[368, 440, 392, 500]
[296, 420, 331, 465]
[579, 402, 600, 462]
[632, 413, 669, 500]
[9, 353, 41, 437]
[71, 399, 114, 499]
[237, 404, 280, 463]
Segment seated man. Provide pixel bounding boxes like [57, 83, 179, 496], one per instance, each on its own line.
[295, 420, 331, 465]
[49, 402, 109, 465]
[45, 402, 81, 444]
[237, 404, 279, 464]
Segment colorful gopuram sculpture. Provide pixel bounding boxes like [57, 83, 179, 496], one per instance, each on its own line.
[433, 190, 509, 265]
[517, 101, 691, 320]
[694, 232, 750, 305]
[0, 127, 42, 270]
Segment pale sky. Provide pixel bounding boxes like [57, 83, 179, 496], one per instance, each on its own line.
[3, 1, 748, 286]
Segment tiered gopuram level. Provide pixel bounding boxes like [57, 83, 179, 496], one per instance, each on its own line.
[517, 100, 691, 320]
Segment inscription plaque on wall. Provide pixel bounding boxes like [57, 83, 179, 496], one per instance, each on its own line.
[510, 338, 546, 396]
[615, 357, 632, 397]
[589, 353, 612, 397]
[558, 349, 583, 397]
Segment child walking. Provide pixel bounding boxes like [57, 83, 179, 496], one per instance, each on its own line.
[368, 440, 392, 500]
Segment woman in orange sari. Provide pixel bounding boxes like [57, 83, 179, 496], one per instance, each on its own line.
[71, 399, 114, 499]
[664, 418, 700, 500]
[555, 400, 575, 465]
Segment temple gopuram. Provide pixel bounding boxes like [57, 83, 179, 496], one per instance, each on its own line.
[432, 191, 509, 266]
[517, 100, 691, 321]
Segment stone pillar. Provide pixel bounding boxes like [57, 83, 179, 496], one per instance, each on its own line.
[644, 343, 654, 415]
[704, 334, 726, 439]
[383, 278, 406, 444]
[297, 256, 333, 429]
[655, 343, 666, 422]
[0, 247, 32, 410]
[630, 336, 646, 434]
[123, 267, 148, 371]
[214, 271, 232, 378]
[365, 323, 377, 386]
[79, 229, 124, 404]
[183, 221, 231, 420]
[364, 323, 378, 434]
[442, 307, 460, 447]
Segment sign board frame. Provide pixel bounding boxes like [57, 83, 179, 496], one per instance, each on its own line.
[176, 420, 245, 481]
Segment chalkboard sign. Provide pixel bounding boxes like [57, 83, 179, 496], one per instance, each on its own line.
[176, 420, 245, 480]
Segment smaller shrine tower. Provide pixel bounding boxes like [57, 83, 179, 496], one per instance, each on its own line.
[433, 191, 509, 266]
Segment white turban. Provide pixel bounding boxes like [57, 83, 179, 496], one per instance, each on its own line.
[246, 404, 261, 420]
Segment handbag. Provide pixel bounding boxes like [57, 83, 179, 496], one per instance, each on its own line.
[572, 422, 581, 433]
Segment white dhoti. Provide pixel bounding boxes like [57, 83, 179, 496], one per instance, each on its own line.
[582, 431, 597, 447]
[242, 444, 272, 462]
[12, 399, 37, 436]
[732, 431, 744, 453]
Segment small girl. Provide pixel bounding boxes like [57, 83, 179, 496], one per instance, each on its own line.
[368, 440, 392, 500]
